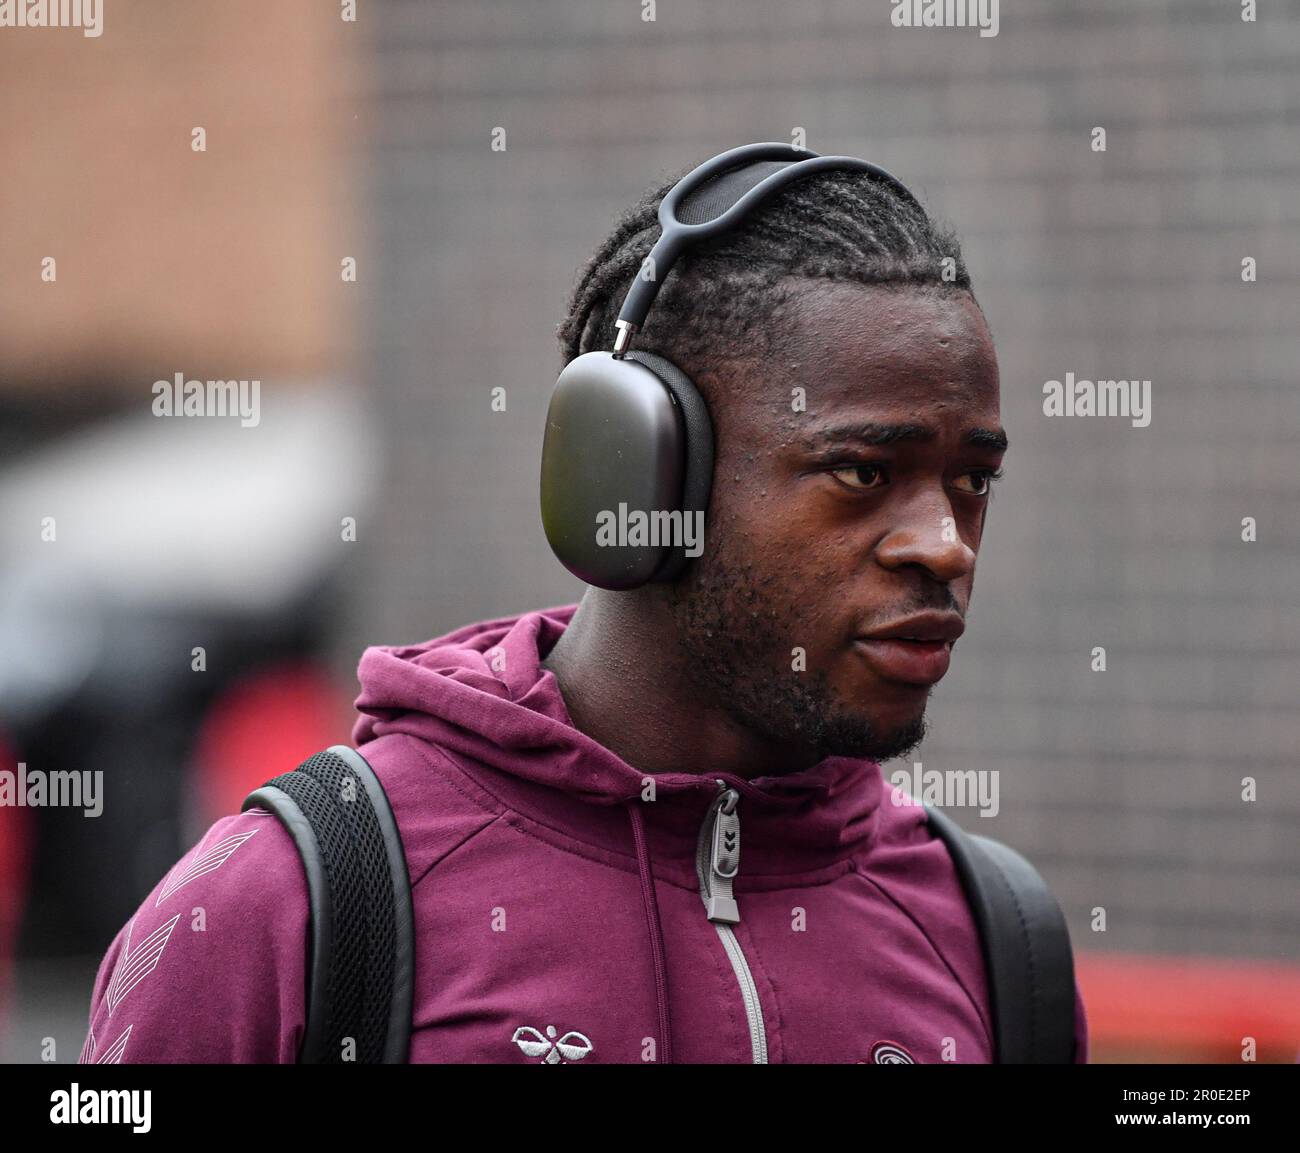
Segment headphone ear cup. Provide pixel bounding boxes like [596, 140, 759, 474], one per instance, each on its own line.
[541, 351, 709, 590]
[621, 351, 714, 583]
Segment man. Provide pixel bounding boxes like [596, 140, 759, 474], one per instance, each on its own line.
[81, 147, 1087, 1064]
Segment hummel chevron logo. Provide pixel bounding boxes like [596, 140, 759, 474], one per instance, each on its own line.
[106, 914, 181, 1016]
[95, 1025, 133, 1064]
[81, 1024, 134, 1065]
[156, 829, 258, 906]
[511, 1025, 594, 1063]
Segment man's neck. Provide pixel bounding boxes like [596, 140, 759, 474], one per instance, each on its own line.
[540, 589, 818, 779]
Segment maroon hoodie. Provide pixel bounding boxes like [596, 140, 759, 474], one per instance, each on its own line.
[81, 604, 1088, 1064]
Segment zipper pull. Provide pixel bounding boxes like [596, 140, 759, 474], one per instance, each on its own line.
[705, 787, 741, 924]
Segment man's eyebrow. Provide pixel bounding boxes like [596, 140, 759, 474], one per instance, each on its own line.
[796, 423, 1009, 452]
[797, 422, 935, 449]
[963, 427, 1009, 452]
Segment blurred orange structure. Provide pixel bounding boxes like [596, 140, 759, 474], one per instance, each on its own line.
[1078, 951, 1300, 1063]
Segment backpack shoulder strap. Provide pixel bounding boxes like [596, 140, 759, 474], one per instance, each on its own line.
[242, 744, 414, 1063]
[923, 803, 1076, 1063]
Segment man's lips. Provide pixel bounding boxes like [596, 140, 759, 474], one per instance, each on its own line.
[853, 612, 965, 686]
[853, 638, 952, 685]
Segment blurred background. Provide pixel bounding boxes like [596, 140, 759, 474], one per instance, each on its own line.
[1, 0, 1297, 1063]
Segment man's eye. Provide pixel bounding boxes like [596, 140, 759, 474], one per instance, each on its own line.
[829, 464, 888, 490]
[952, 468, 1004, 496]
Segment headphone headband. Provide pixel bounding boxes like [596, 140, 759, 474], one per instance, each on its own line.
[612, 142, 921, 354]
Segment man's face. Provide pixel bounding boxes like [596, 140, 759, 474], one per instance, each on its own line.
[667, 281, 1004, 765]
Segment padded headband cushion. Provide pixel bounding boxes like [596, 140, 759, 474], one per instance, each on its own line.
[623, 349, 715, 582]
[674, 159, 796, 225]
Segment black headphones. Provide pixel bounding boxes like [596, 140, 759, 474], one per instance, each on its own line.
[539, 142, 921, 590]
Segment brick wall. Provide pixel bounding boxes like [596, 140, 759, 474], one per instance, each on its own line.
[0, 0, 360, 398]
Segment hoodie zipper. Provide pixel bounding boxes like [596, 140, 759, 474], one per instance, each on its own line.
[695, 782, 768, 1064]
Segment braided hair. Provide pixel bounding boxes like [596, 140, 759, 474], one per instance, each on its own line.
[557, 161, 972, 381]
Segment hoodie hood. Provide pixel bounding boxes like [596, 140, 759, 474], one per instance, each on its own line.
[352, 604, 888, 866]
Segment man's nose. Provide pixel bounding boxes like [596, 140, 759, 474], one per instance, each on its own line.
[874, 492, 976, 583]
